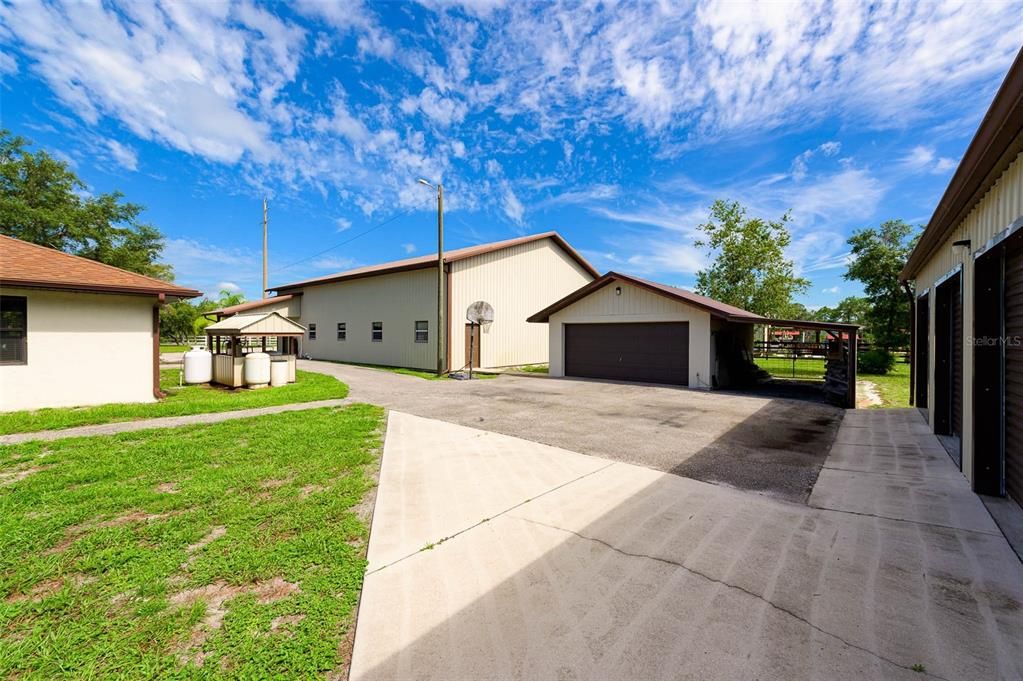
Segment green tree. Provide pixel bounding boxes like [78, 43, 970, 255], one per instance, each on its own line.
[160, 300, 200, 343]
[694, 200, 810, 317]
[814, 294, 870, 322]
[0, 130, 172, 280]
[844, 220, 918, 349]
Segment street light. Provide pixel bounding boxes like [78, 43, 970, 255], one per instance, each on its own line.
[418, 178, 445, 375]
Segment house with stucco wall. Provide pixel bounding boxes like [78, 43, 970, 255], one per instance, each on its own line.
[0, 235, 199, 412]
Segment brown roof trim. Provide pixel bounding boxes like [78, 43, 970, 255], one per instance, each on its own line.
[211, 293, 299, 317]
[901, 47, 1023, 280]
[0, 277, 200, 298]
[271, 231, 598, 292]
[527, 271, 765, 323]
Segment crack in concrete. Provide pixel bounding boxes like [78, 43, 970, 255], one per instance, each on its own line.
[367, 461, 617, 575]
[806, 503, 1001, 537]
[513, 515, 954, 681]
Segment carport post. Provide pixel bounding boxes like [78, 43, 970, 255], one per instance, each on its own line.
[846, 332, 857, 408]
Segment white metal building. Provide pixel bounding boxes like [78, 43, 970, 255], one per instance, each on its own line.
[269, 232, 598, 371]
[901, 48, 1023, 510]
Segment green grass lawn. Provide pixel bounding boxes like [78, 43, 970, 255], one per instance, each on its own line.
[0, 404, 383, 679]
[516, 364, 549, 374]
[754, 356, 826, 381]
[862, 361, 911, 408]
[0, 369, 347, 435]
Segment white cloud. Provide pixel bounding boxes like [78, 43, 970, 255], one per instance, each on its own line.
[901, 145, 959, 174]
[822, 286, 841, 294]
[401, 242, 416, 254]
[0, 51, 17, 76]
[217, 281, 242, 293]
[105, 139, 138, 171]
[336, 217, 352, 231]
[502, 185, 524, 224]
[162, 238, 259, 293]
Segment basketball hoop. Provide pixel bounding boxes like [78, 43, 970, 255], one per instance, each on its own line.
[465, 301, 495, 379]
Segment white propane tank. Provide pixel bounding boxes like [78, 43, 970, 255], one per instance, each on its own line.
[183, 348, 212, 384]
[270, 358, 289, 387]
[244, 352, 271, 388]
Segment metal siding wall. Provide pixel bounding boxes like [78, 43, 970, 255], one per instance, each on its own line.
[449, 238, 594, 369]
[913, 148, 1023, 485]
[547, 281, 713, 388]
[296, 268, 437, 370]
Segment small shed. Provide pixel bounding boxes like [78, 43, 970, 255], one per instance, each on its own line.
[205, 312, 306, 387]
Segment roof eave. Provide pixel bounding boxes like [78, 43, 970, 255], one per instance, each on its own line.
[0, 278, 201, 299]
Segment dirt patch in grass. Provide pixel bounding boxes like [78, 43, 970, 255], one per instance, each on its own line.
[0, 465, 49, 486]
[5, 578, 63, 603]
[155, 482, 180, 494]
[171, 578, 301, 666]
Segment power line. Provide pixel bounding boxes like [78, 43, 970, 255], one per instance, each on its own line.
[270, 208, 415, 275]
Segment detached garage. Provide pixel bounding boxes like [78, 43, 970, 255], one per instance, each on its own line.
[528, 272, 766, 390]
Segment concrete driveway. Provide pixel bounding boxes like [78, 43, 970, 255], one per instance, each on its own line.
[351, 410, 1023, 681]
[300, 360, 841, 503]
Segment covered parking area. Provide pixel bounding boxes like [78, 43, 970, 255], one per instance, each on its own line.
[528, 272, 858, 407]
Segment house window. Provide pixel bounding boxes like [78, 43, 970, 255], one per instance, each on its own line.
[372, 321, 383, 342]
[0, 296, 27, 365]
[415, 320, 428, 343]
[308, 323, 317, 340]
[337, 322, 346, 341]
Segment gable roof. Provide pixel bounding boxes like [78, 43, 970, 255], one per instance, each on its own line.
[527, 271, 766, 323]
[271, 231, 598, 292]
[204, 311, 306, 336]
[211, 293, 299, 318]
[901, 46, 1023, 280]
[0, 234, 200, 298]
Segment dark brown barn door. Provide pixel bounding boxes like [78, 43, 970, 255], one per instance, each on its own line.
[916, 292, 929, 409]
[465, 323, 480, 369]
[974, 249, 1004, 495]
[564, 322, 689, 385]
[1005, 242, 1023, 507]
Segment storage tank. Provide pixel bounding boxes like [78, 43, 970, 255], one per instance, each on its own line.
[270, 358, 289, 387]
[244, 352, 271, 388]
[183, 348, 212, 384]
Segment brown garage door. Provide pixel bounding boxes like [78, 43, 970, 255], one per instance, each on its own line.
[1006, 244, 1023, 506]
[564, 322, 688, 385]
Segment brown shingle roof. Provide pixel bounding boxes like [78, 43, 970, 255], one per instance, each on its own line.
[527, 271, 766, 323]
[271, 231, 598, 292]
[0, 234, 199, 298]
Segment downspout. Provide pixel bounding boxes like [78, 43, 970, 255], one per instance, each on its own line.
[445, 264, 452, 373]
[153, 293, 166, 399]
[902, 281, 916, 406]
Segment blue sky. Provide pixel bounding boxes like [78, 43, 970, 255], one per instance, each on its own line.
[1, 1, 1021, 307]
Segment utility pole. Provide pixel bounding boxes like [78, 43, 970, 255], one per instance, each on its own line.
[418, 178, 445, 375]
[436, 184, 445, 375]
[262, 197, 268, 298]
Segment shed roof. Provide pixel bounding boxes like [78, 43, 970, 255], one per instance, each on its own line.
[901, 46, 1023, 280]
[211, 294, 299, 318]
[271, 231, 598, 292]
[205, 311, 306, 336]
[0, 234, 200, 298]
[527, 271, 766, 323]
